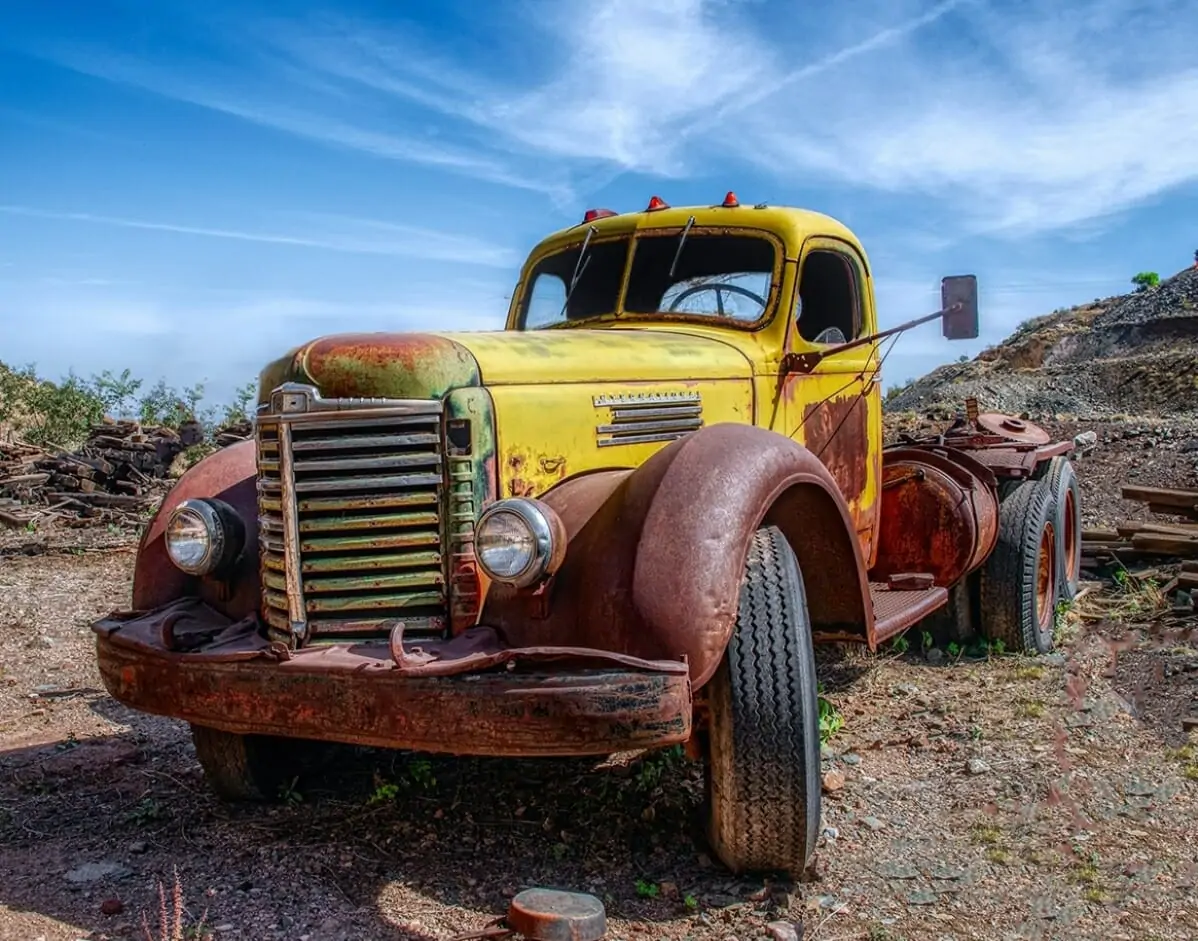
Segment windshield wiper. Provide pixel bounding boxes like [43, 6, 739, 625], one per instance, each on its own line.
[668, 215, 696, 279]
[559, 225, 597, 320]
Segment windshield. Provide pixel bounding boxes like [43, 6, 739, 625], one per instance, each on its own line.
[517, 230, 778, 330]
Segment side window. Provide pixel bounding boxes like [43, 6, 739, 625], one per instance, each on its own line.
[796, 250, 862, 345]
[524, 274, 567, 329]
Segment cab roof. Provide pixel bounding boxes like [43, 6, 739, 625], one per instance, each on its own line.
[529, 194, 865, 262]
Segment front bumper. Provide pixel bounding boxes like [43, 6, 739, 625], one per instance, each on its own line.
[92, 598, 692, 756]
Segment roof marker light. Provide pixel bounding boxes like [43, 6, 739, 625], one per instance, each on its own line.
[583, 208, 617, 223]
[645, 195, 670, 211]
[722, 191, 740, 208]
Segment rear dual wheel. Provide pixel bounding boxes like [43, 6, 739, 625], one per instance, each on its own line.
[979, 478, 1059, 654]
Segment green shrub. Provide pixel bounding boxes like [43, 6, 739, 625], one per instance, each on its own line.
[1131, 271, 1160, 292]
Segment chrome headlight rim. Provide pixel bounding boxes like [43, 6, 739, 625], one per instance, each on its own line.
[165, 497, 245, 576]
[476, 498, 558, 589]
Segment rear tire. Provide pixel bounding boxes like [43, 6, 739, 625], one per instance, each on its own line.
[704, 526, 820, 877]
[1037, 457, 1081, 602]
[190, 724, 332, 801]
[978, 479, 1059, 654]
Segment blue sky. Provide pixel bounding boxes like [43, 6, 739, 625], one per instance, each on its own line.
[2, 0, 1197, 405]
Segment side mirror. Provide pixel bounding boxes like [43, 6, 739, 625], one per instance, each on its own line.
[941, 275, 979, 340]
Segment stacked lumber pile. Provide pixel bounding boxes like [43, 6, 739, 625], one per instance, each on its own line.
[0, 418, 204, 528]
[213, 419, 252, 448]
[1082, 485, 1198, 614]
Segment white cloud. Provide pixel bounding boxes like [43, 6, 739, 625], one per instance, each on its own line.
[0, 205, 519, 267]
[249, 0, 1198, 235]
[33, 0, 1198, 234]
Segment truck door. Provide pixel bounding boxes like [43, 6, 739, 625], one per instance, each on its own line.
[778, 237, 883, 567]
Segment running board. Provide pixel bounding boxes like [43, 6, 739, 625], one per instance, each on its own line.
[870, 581, 947, 644]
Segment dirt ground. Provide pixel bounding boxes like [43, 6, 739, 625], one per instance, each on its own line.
[2, 423, 1197, 941]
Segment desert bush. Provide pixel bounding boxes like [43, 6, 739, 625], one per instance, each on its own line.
[1131, 271, 1160, 292]
[0, 359, 255, 448]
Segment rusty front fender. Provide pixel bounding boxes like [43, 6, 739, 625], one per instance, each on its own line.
[132, 440, 261, 620]
[481, 423, 874, 689]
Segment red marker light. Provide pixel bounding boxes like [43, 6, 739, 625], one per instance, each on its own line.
[583, 208, 617, 223]
[722, 191, 740, 208]
[645, 195, 670, 211]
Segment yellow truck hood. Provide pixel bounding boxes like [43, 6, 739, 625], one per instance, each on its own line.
[257, 327, 753, 402]
[446, 328, 752, 385]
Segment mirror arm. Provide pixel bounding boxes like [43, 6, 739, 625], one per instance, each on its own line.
[782, 304, 961, 375]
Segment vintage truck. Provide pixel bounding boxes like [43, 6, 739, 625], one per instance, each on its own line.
[91, 193, 1082, 878]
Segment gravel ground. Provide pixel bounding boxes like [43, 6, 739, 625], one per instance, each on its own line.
[2, 426, 1197, 941]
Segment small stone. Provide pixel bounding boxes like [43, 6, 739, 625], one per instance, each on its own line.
[861, 816, 886, 831]
[894, 683, 921, 697]
[966, 758, 990, 775]
[27, 635, 56, 650]
[821, 769, 846, 793]
[766, 920, 801, 941]
[820, 743, 835, 760]
[925, 648, 945, 665]
[65, 862, 131, 884]
[1042, 653, 1066, 666]
[822, 826, 839, 840]
[841, 753, 861, 766]
[100, 899, 123, 916]
[128, 842, 147, 855]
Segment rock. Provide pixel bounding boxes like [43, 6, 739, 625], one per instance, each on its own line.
[861, 816, 886, 831]
[841, 753, 861, 766]
[821, 769, 846, 793]
[128, 842, 147, 855]
[925, 647, 945, 665]
[766, 920, 801, 941]
[822, 826, 839, 840]
[65, 861, 131, 884]
[100, 899, 123, 916]
[1042, 653, 1067, 667]
[894, 683, 920, 697]
[26, 635, 55, 650]
[966, 758, 990, 775]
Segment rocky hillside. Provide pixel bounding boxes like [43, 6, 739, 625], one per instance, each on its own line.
[886, 266, 1198, 419]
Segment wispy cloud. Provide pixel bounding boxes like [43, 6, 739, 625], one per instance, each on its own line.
[0, 204, 519, 267]
[23, 0, 1198, 234]
[225, 0, 1198, 235]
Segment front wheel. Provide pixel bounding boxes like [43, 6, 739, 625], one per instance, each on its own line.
[703, 526, 821, 877]
[190, 724, 333, 801]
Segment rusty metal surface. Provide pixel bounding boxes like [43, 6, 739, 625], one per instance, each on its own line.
[799, 394, 870, 522]
[93, 610, 692, 756]
[869, 583, 949, 642]
[483, 423, 875, 677]
[507, 888, 607, 941]
[869, 446, 1000, 588]
[132, 440, 261, 620]
[975, 413, 1051, 445]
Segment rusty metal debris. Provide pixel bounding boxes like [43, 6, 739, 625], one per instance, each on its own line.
[449, 889, 607, 941]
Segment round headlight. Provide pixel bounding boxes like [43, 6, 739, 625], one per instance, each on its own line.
[476, 499, 561, 588]
[165, 498, 244, 576]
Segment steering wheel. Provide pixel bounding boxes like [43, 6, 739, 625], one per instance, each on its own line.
[666, 282, 767, 316]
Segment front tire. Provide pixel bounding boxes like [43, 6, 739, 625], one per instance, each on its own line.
[190, 724, 332, 801]
[704, 526, 821, 877]
[978, 479, 1059, 654]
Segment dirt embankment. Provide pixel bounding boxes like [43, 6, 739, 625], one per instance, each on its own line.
[886, 267, 1198, 420]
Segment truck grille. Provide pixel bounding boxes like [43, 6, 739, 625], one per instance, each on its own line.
[255, 384, 448, 644]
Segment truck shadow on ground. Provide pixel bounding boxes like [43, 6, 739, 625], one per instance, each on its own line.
[1, 695, 811, 940]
